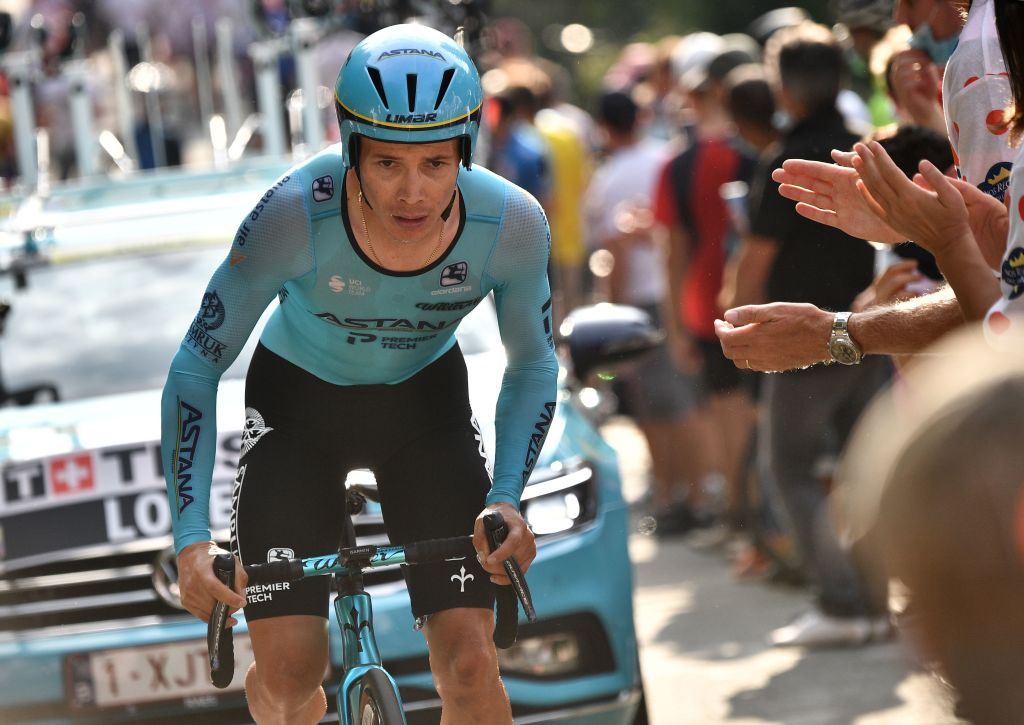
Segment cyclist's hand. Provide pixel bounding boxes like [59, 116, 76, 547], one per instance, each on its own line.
[473, 503, 536, 586]
[772, 158, 905, 244]
[177, 541, 248, 627]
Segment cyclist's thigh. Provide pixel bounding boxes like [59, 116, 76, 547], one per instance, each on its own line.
[373, 387, 494, 618]
[233, 346, 348, 621]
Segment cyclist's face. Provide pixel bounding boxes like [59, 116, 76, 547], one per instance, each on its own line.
[357, 137, 461, 243]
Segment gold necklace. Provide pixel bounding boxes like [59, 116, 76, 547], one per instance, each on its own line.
[358, 189, 446, 268]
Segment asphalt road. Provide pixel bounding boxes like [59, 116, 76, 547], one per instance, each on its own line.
[601, 418, 963, 725]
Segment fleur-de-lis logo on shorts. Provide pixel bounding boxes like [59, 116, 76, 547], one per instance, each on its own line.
[451, 565, 474, 593]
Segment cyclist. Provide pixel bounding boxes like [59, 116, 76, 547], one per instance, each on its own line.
[161, 24, 556, 724]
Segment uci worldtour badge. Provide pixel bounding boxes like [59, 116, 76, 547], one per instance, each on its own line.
[440, 261, 468, 287]
[312, 175, 334, 202]
[1002, 247, 1024, 299]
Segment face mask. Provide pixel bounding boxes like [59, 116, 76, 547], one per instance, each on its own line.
[909, 8, 960, 65]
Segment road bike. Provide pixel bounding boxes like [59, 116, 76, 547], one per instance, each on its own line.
[205, 482, 534, 724]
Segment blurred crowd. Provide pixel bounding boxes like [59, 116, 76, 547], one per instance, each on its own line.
[4, 0, 1024, 719]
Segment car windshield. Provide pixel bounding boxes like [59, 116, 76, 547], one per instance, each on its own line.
[0, 246, 502, 404]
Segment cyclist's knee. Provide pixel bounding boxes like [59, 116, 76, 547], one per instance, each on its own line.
[435, 635, 499, 690]
[252, 651, 327, 702]
[248, 617, 329, 707]
[246, 660, 327, 725]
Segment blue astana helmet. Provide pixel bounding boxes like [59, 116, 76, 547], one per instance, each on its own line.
[335, 24, 483, 170]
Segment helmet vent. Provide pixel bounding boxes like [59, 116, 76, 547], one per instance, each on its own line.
[434, 68, 455, 110]
[406, 73, 418, 112]
[366, 67, 389, 108]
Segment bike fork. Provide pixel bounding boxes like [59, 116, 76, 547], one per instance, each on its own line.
[334, 592, 406, 724]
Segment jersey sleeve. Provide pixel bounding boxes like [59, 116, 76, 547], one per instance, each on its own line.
[161, 173, 315, 553]
[483, 186, 559, 507]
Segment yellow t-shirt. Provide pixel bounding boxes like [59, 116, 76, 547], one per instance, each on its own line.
[535, 110, 590, 266]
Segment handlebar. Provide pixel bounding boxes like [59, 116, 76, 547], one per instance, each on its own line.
[206, 511, 536, 688]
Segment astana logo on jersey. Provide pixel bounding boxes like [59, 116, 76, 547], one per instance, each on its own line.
[241, 408, 274, 457]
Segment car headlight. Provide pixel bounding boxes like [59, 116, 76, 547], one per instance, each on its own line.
[496, 613, 616, 679]
[497, 632, 580, 677]
[521, 464, 596, 536]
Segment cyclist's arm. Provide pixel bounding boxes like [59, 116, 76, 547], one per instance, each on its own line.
[161, 174, 314, 553]
[484, 187, 560, 508]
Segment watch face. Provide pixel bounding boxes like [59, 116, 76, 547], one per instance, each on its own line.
[830, 338, 861, 365]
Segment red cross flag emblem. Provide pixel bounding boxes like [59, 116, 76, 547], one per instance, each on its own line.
[49, 454, 95, 496]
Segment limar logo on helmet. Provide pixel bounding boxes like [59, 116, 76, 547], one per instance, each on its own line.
[384, 112, 439, 124]
[377, 48, 446, 61]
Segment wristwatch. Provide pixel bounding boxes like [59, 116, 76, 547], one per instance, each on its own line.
[828, 311, 863, 365]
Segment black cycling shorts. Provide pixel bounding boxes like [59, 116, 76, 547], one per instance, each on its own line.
[231, 343, 494, 622]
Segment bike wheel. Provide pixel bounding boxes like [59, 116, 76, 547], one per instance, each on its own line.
[353, 668, 405, 725]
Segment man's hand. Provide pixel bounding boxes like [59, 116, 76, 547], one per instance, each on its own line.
[473, 503, 536, 586]
[714, 302, 835, 372]
[772, 158, 905, 244]
[177, 541, 248, 627]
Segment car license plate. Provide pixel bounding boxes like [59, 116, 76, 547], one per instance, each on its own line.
[66, 635, 254, 709]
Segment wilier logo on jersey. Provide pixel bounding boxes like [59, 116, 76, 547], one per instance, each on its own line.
[312, 175, 334, 202]
[241, 408, 274, 457]
[186, 291, 228, 362]
[440, 261, 468, 287]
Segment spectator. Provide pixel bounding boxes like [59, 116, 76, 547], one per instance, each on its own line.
[723, 63, 779, 156]
[853, 0, 1022, 327]
[838, 325, 1024, 723]
[584, 90, 707, 536]
[727, 21, 891, 647]
[715, 0, 1006, 373]
[533, 66, 591, 324]
[483, 73, 550, 207]
[653, 41, 759, 537]
[831, 0, 896, 128]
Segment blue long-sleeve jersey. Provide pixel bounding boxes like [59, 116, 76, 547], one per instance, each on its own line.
[161, 146, 558, 553]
